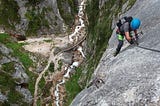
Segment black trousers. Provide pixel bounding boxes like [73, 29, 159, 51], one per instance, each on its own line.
[116, 40, 124, 53]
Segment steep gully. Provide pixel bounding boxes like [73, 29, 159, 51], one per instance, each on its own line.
[31, 0, 87, 105]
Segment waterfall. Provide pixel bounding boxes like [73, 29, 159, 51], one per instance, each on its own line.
[54, 0, 86, 105]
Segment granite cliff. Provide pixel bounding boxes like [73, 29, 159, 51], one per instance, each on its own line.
[71, 0, 160, 105]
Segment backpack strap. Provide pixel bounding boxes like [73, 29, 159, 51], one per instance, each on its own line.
[116, 20, 122, 29]
[124, 16, 133, 23]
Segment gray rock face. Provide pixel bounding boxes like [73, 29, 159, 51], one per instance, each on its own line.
[13, 63, 29, 84]
[0, 44, 12, 64]
[15, 86, 32, 103]
[50, 0, 63, 21]
[0, 43, 12, 55]
[39, 0, 65, 34]
[0, 43, 32, 103]
[71, 0, 160, 106]
[14, 0, 28, 35]
[14, 0, 65, 35]
[0, 43, 29, 84]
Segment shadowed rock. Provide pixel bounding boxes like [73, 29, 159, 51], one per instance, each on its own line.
[9, 33, 26, 41]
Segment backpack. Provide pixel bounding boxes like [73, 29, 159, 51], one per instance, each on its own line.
[116, 16, 133, 29]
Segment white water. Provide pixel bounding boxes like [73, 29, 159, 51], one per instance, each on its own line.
[78, 46, 85, 58]
[54, 0, 86, 105]
[69, 0, 86, 43]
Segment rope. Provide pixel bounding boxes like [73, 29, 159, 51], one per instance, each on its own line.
[134, 31, 160, 53]
[137, 45, 160, 53]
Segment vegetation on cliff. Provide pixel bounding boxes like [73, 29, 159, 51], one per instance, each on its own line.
[64, 0, 137, 105]
[0, 0, 20, 28]
[57, 0, 78, 27]
[25, 7, 50, 36]
[83, 0, 137, 89]
[0, 34, 37, 105]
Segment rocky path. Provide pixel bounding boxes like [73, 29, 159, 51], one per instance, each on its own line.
[33, 47, 55, 106]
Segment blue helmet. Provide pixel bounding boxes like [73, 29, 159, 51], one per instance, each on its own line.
[131, 18, 141, 30]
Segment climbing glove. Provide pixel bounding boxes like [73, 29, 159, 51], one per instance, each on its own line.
[130, 37, 139, 45]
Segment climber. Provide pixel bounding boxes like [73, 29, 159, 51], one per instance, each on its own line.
[113, 16, 141, 56]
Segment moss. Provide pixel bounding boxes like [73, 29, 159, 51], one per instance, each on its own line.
[1, 62, 15, 74]
[7, 89, 24, 104]
[0, 34, 33, 68]
[6, 42, 33, 68]
[37, 99, 42, 106]
[0, 0, 20, 28]
[44, 71, 49, 76]
[25, 70, 37, 95]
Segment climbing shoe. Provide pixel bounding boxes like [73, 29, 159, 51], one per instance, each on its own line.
[113, 50, 119, 57]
